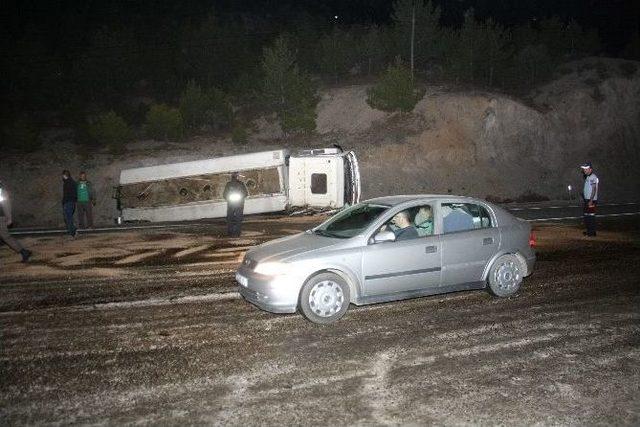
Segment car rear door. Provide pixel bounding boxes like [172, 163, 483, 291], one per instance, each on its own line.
[440, 202, 500, 286]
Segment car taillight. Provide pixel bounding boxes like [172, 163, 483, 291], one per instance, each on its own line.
[529, 231, 536, 247]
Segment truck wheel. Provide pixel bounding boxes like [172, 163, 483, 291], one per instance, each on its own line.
[299, 273, 350, 324]
[487, 254, 523, 297]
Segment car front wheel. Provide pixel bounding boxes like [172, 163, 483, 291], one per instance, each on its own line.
[299, 272, 350, 324]
[487, 254, 523, 297]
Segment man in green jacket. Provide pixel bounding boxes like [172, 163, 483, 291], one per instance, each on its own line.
[77, 171, 96, 229]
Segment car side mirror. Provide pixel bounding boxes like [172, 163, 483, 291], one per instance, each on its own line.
[373, 230, 396, 243]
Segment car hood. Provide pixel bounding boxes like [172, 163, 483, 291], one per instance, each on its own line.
[246, 232, 341, 263]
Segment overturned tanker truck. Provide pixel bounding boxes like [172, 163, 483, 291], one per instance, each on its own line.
[115, 147, 361, 222]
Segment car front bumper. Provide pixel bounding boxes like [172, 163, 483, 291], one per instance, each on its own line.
[235, 265, 301, 314]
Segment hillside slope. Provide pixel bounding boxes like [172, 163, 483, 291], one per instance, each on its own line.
[317, 58, 640, 202]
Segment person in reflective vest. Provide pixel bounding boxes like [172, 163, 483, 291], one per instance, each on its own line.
[0, 181, 32, 262]
[580, 161, 599, 237]
[223, 172, 248, 237]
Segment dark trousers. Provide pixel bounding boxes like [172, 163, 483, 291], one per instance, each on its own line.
[63, 201, 76, 236]
[583, 199, 597, 236]
[0, 217, 24, 253]
[227, 206, 244, 237]
[77, 202, 93, 228]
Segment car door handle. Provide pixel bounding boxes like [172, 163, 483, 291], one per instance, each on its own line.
[425, 245, 437, 253]
[483, 237, 494, 245]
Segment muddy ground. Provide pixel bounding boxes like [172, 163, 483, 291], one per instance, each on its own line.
[1, 215, 639, 425]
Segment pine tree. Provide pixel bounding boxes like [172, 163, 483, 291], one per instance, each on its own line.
[262, 37, 318, 134]
[391, 0, 443, 74]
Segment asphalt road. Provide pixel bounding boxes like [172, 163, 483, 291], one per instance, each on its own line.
[8, 201, 640, 237]
[1, 215, 639, 425]
[506, 201, 640, 221]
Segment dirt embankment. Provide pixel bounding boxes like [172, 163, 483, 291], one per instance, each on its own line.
[1, 57, 639, 227]
[320, 58, 640, 202]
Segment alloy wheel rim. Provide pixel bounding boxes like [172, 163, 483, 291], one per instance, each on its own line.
[309, 280, 344, 317]
[495, 260, 521, 291]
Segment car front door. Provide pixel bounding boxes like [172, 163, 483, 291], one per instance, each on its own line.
[361, 206, 442, 296]
[440, 202, 500, 286]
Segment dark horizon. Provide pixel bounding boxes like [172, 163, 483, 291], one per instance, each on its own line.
[3, 0, 639, 53]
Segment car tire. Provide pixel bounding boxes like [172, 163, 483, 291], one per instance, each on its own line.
[299, 272, 350, 324]
[487, 254, 523, 297]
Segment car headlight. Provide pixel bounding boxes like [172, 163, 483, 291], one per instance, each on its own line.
[254, 262, 290, 276]
[0, 189, 4, 202]
[227, 192, 243, 202]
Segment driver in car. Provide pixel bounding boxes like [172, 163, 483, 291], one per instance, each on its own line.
[389, 210, 419, 241]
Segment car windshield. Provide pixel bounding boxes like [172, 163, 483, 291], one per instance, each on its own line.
[313, 203, 389, 238]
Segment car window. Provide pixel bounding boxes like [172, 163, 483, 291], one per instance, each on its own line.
[377, 207, 423, 242]
[311, 173, 327, 194]
[314, 203, 389, 239]
[442, 203, 492, 233]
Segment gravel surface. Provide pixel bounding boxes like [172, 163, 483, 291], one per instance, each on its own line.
[1, 216, 639, 425]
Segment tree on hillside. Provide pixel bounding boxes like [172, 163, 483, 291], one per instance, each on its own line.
[181, 13, 254, 89]
[318, 28, 357, 83]
[71, 26, 140, 104]
[441, 11, 513, 87]
[288, 16, 324, 73]
[367, 61, 425, 112]
[537, 16, 566, 62]
[179, 80, 232, 132]
[392, 0, 443, 77]
[537, 16, 601, 62]
[565, 20, 602, 57]
[510, 23, 553, 87]
[443, 9, 481, 83]
[516, 44, 553, 87]
[477, 19, 513, 87]
[262, 36, 318, 134]
[359, 25, 388, 76]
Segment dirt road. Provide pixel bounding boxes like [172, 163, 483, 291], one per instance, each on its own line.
[1, 216, 639, 425]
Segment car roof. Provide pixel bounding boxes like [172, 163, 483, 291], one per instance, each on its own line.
[364, 194, 476, 207]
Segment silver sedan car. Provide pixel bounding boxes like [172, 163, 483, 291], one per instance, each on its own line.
[236, 195, 536, 324]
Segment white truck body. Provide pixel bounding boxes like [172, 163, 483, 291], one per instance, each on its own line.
[117, 148, 360, 222]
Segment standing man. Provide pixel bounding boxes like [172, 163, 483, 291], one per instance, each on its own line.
[223, 172, 248, 237]
[62, 170, 78, 237]
[0, 180, 32, 262]
[580, 161, 599, 237]
[77, 171, 95, 229]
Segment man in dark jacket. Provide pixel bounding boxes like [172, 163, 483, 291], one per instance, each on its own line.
[62, 170, 77, 237]
[0, 180, 32, 262]
[223, 172, 248, 237]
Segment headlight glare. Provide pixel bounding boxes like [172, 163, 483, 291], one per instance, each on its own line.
[254, 262, 289, 276]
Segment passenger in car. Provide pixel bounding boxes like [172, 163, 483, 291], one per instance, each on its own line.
[391, 210, 419, 241]
[415, 206, 434, 236]
[442, 204, 475, 233]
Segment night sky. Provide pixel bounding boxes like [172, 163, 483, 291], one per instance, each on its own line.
[3, 0, 639, 53]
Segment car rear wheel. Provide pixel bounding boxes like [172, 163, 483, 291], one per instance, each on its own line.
[299, 273, 350, 324]
[487, 254, 523, 297]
